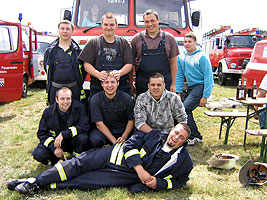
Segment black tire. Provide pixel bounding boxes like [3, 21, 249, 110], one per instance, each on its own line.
[218, 66, 227, 86]
[22, 77, 28, 98]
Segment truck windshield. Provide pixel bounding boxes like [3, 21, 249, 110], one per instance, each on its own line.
[77, 0, 129, 27]
[135, 0, 187, 29]
[226, 35, 263, 49]
[0, 25, 18, 53]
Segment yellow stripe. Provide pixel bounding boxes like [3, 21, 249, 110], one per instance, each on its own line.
[46, 65, 49, 85]
[115, 145, 124, 165]
[50, 183, 57, 189]
[124, 149, 140, 160]
[164, 175, 173, 189]
[140, 148, 146, 158]
[73, 151, 80, 158]
[49, 130, 56, 137]
[79, 64, 83, 79]
[80, 89, 86, 100]
[44, 137, 54, 147]
[110, 143, 122, 164]
[69, 126, 77, 137]
[55, 163, 67, 181]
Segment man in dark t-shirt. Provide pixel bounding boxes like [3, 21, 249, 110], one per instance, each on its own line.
[78, 12, 133, 98]
[89, 72, 134, 148]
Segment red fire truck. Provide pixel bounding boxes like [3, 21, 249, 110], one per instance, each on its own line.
[62, 0, 200, 91]
[0, 20, 39, 102]
[202, 26, 263, 85]
[242, 39, 267, 90]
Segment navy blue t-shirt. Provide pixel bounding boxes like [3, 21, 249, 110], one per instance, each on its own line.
[90, 90, 134, 133]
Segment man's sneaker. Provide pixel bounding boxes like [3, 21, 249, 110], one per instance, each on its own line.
[7, 179, 27, 190]
[15, 178, 39, 195]
[187, 137, 203, 146]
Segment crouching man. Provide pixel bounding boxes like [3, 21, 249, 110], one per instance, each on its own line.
[7, 123, 193, 195]
[32, 87, 90, 165]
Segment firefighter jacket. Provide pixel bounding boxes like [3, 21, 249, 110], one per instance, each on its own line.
[37, 100, 89, 153]
[44, 38, 86, 104]
[123, 129, 193, 192]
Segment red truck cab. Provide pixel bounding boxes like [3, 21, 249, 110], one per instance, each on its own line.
[0, 20, 38, 102]
[202, 26, 262, 85]
[242, 39, 267, 90]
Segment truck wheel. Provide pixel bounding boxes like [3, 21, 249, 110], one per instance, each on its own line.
[218, 67, 227, 86]
[22, 77, 28, 98]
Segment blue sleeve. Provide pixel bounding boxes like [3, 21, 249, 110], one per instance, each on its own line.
[200, 55, 214, 98]
[176, 56, 185, 93]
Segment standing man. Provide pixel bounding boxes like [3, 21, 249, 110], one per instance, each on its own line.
[89, 72, 134, 148]
[44, 20, 86, 105]
[8, 123, 193, 195]
[79, 12, 133, 97]
[176, 32, 214, 145]
[134, 73, 187, 134]
[131, 9, 179, 97]
[32, 87, 90, 165]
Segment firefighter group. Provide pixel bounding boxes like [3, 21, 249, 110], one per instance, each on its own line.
[8, 9, 262, 196]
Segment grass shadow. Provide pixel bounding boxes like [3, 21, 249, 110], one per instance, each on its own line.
[0, 115, 16, 123]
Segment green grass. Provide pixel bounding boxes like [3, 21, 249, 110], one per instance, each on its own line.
[0, 79, 267, 200]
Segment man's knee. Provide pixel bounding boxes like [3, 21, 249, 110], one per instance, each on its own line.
[32, 144, 51, 164]
[73, 134, 89, 151]
[88, 129, 107, 148]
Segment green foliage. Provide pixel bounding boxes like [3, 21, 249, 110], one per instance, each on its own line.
[0, 80, 267, 199]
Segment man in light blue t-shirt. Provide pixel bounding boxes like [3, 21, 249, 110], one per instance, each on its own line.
[176, 32, 214, 145]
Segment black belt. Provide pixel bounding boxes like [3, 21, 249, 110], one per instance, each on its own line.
[51, 81, 77, 88]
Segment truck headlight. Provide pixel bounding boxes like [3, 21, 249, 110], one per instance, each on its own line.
[230, 63, 237, 68]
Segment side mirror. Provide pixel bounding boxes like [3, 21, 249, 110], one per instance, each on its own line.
[191, 11, 200, 27]
[64, 10, 72, 21]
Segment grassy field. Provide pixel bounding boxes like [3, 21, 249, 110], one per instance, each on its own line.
[0, 79, 267, 200]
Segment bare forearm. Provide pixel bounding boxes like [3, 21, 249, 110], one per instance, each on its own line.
[96, 122, 116, 144]
[84, 62, 100, 78]
[121, 120, 134, 140]
[119, 64, 133, 77]
[139, 123, 153, 133]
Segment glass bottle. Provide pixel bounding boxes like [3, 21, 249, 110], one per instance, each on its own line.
[251, 78, 257, 99]
[236, 78, 243, 100]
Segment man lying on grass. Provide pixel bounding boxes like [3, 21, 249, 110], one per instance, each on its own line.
[7, 123, 193, 195]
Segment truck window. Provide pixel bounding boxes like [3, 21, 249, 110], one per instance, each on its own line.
[0, 25, 18, 53]
[77, 0, 129, 27]
[135, 0, 186, 29]
[22, 29, 30, 51]
[32, 31, 37, 52]
[226, 35, 262, 49]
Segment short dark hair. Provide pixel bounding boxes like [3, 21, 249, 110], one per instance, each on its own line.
[176, 123, 191, 140]
[58, 20, 74, 31]
[149, 73, 165, 83]
[56, 87, 72, 98]
[102, 12, 117, 24]
[143, 9, 159, 20]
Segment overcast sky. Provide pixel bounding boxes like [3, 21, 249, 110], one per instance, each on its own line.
[1, 0, 266, 41]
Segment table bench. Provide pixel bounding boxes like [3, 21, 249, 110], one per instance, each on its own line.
[204, 111, 247, 144]
[246, 129, 267, 162]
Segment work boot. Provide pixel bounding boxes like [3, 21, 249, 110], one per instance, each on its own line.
[7, 179, 27, 190]
[15, 178, 39, 195]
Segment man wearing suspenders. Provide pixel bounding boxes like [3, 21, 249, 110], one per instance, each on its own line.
[79, 12, 133, 98]
[131, 9, 179, 97]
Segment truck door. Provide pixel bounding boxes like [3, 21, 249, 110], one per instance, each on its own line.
[0, 23, 23, 102]
[30, 29, 39, 79]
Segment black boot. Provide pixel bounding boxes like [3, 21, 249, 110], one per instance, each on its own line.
[7, 179, 27, 190]
[15, 178, 39, 195]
